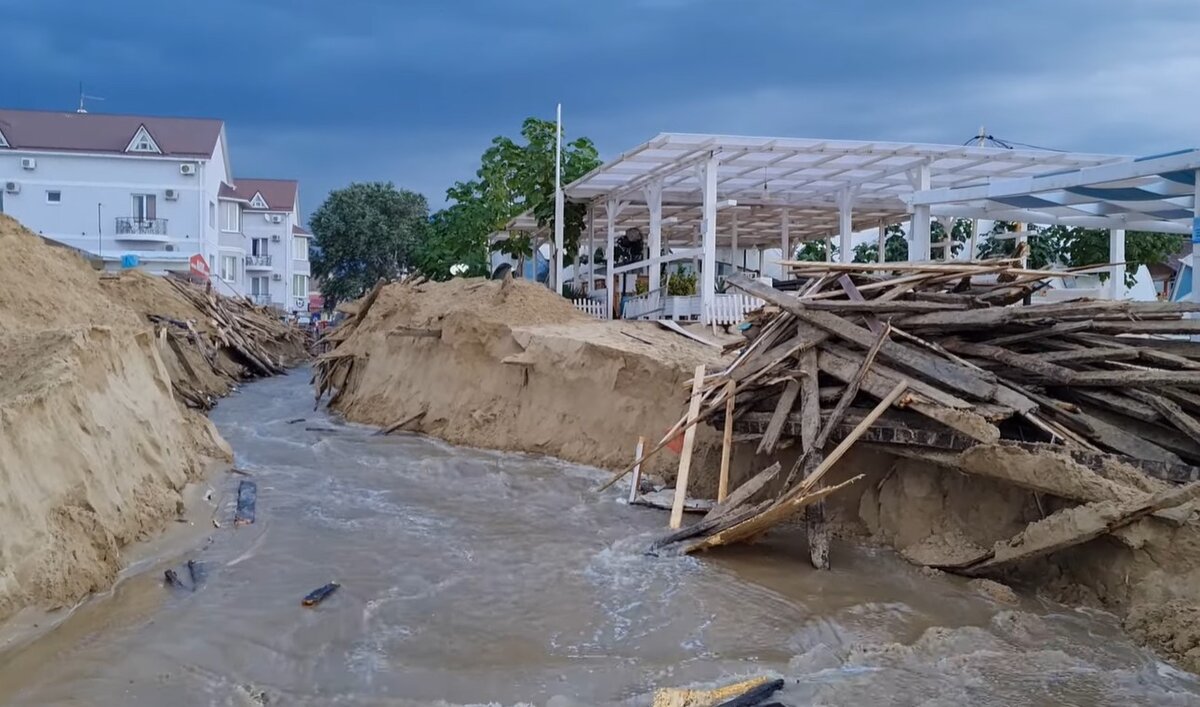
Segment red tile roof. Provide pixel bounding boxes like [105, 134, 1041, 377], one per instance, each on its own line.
[0, 108, 222, 157]
[234, 178, 298, 211]
[218, 182, 249, 202]
[292, 224, 311, 236]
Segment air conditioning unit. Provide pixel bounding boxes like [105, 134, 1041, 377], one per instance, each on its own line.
[270, 234, 281, 243]
[164, 188, 179, 200]
[20, 158, 36, 170]
[4, 181, 19, 194]
[271, 273, 283, 281]
[270, 214, 282, 224]
[179, 163, 196, 176]
[164, 244, 175, 252]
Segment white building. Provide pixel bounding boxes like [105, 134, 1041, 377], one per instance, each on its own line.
[216, 178, 310, 313]
[0, 108, 311, 316]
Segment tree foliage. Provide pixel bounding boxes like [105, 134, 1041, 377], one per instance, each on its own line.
[413, 117, 601, 280]
[977, 222, 1184, 285]
[310, 182, 429, 304]
[794, 240, 837, 262]
[853, 224, 909, 263]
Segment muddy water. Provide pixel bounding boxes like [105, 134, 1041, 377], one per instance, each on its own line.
[3, 370, 1200, 705]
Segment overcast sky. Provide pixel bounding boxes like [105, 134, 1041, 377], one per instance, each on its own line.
[2, 0, 1197, 218]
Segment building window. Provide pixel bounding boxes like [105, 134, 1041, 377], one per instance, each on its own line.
[220, 255, 239, 283]
[294, 236, 308, 261]
[251, 238, 269, 257]
[250, 276, 270, 297]
[46, 190, 62, 204]
[221, 201, 241, 232]
[293, 274, 308, 298]
[132, 193, 157, 221]
[209, 201, 216, 229]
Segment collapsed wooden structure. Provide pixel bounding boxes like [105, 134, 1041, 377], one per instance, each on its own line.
[147, 277, 304, 408]
[626, 260, 1200, 572]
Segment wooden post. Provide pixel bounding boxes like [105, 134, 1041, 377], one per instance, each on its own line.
[670, 364, 708, 529]
[718, 380, 736, 502]
[628, 436, 646, 504]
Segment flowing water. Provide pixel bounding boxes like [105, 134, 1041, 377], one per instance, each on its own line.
[2, 369, 1200, 705]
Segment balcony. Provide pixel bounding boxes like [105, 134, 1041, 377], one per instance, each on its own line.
[249, 293, 271, 306]
[114, 217, 169, 242]
[245, 254, 273, 270]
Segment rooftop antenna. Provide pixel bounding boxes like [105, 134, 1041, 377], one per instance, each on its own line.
[77, 82, 105, 113]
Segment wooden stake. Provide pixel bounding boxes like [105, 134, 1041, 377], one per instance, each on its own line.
[718, 380, 736, 503]
[629, 436, 646, 504]
[670, 364, 707, 529]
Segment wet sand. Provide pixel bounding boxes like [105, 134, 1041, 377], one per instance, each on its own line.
[1, 369, 1198, 705]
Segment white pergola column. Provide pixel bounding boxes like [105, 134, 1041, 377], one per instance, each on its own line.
[910, 163, 932, 261]
[824, 236, 832, 263]
[876, 220, 886, 264]
[701, 152, 720, 323]
[731, 209, 740, 273]
[587, 205, 595, 293]
[937, 216, 955, 262]
[1110, 228, 1126, 300]
[780, 208, 791, 266]
[645, 180, 663, 295]
[837, 189, 854, 263]
[605, 197, 618, 318]
[1193, 170, 1200, 307]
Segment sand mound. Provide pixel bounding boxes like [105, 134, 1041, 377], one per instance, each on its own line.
[315, 277, 724, 482]
[0, 215, 229, 623]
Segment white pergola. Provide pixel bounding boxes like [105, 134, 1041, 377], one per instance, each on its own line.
[506, 133, 1197, 321]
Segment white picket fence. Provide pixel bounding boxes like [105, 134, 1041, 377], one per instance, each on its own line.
[572, 298, 609, 320]
[707, 293, 764, 329]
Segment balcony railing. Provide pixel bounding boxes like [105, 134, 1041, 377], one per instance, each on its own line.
[245, 254, 273, 267]
[249, 293, 271, 305]
[115, 217, 168, 236]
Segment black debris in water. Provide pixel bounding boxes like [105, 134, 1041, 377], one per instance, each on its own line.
[235, 480, 257, 526]
[301, 582, 340, 607]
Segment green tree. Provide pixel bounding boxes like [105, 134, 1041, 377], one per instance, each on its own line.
[414, 117, 601, 280]
[795, 240, 837, 262]
[977, 222, 1183, 285]
[853, 224, 909, 263]
[310, 182, 429, 304]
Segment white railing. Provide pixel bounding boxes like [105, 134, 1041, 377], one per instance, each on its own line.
[572, 298, 609, 319]
[707, 293, 764, 331]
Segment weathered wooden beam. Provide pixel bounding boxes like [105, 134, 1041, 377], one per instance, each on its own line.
[756, 378, 801, 456]
[726, 274, 998, 401]
[669, 364, 708, 529]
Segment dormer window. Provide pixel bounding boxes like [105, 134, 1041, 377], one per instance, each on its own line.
[0, 129, 8, 148]
[125, 125, 162, 154]
[250, 193, 268, 210]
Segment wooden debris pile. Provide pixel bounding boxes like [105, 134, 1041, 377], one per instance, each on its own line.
[611, 259, 1200, 571]
[312, 278, 387, 408]
[144, 276, 305, 409]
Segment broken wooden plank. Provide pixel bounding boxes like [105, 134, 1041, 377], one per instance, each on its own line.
[817, 348, 1001, 444]
[960, 481, 1200, 576]
[718, 381, 735, 502]
[669, 364, 708, 530]
[726, 274, 998, 401]
[756, 378, 801, 456]
[376, 410, 426, 436]
[701, 462, 782, 523]
[657, 319, 722, 348]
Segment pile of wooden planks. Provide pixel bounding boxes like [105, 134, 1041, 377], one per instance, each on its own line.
[150, 277, 304, 408]
[631, 260, 1200, 568]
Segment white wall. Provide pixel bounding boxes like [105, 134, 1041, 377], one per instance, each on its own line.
[0, 151, 212, 267]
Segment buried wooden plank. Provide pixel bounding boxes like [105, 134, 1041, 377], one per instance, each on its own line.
[756, 378, 802, 456]
[234, 480, 257, 526]
[959, 481, 1200, 576]
[376, 410, 426, 436]
[669, 364, 708, 530]
[726, 274, 997, 400]
[657, 319, 723, 349]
